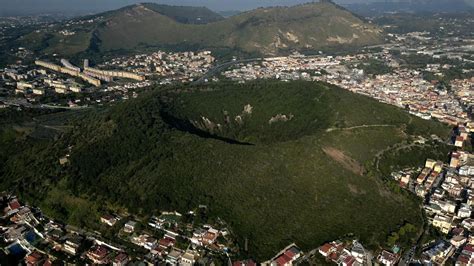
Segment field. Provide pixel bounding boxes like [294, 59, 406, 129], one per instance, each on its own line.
[0, 81, 452, 260]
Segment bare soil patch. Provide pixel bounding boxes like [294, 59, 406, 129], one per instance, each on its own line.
[323, 146, 365, 176]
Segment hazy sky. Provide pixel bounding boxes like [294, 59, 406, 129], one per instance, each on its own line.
[0, 0, 473, 16]
[0, 0, 375, 16]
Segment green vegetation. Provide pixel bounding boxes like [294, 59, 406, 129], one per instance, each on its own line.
[386, 223, 418, 248]
[141, 3, 224, 24]
[15, 1, 382, 59]
[376, 142, 453, 178]
[0, 81, 452, 260]
[359, 59, 393, 76]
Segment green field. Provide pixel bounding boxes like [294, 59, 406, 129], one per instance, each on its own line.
[0, 81, 451, 260]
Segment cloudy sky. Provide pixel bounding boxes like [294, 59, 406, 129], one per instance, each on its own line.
[0, 0, 472, 16]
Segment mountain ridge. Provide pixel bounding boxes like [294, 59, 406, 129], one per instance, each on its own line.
[17, 1, 383, 58]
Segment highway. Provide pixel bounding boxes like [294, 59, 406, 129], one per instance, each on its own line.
[192, 57, 263, 85]
[0, 97, 90, 110]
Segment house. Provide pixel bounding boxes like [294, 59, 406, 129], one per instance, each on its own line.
[123, 220, 137, 233]
[63, 235, 83, 255]
[202, 228, 219, 245]
[417, 168, 431, 184]
[131, 234, 149, 247]
[112, 253, 129, 266]
[270, 245, 302, 266]
[416, 185, 428, 197]
[377, 250, 399, 266]
[319, 243, 336, 257]
[457, 204, 472, 218]
[439, 200, 457, 214]
[3, 225, 27, 242]
[151, 246, 167, 257]
[144, 236, 157, 250]
[456, 254, 474, 266]
[462, 218, 474, 231]
[70, 86, 82, 93]
[434, 161, 443, 173]
[468, 195, 474, 206]
[233, 259, 257, 266]
[8, 199, 21, 211]
[342, 255, 356, 266]
[59, 157, 69, 165]
[86, 245, 109, 264]
[455, 136, 465, 148]
[432, 215, 453, 234]
[273, 253, 292, 266]
[460, 165, 474, 176]
[159, 237, 175, 249]
[451, 235, 467, 248]
[350, 240, 366, 263]
[166, 248, 183, 265]
[426, 159, 437, 169]
[400, 174, 411, 186]
[32, 88, 44, 95]
[422, 240, 454, 264]
[25, 250, 46, 266]
[180, 251, 196, 266]
[451, 152, 461, 168]
[100, 214, 117, 226]
[10, 207, 38, 225]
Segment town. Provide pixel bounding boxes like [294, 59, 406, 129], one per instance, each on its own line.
[0, 50, 215, 109]
[1, 195, 243, 264]
[1, 7, 474, 266]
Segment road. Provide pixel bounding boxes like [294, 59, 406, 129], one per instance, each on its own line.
[192, 57, 263, 85]
[325, 124, 396, 132]
[0, 97, 90, 110]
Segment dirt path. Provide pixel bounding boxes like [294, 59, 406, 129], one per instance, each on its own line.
[325, 124, 397, 132]
[323, 146, 365, 176]
[373, 142, 427, 172]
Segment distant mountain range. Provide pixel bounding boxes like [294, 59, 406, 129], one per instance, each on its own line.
[17, 2, 382, 57]
[344, 0, 474, 16]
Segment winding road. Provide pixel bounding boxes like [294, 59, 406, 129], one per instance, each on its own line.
[325, 124, 397, 132]
[192, 57, 263, 85]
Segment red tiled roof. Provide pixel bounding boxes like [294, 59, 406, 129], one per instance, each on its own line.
[159, 237, 175, 247]
[275, 254, 292, 265]
[319, 243, 334, 254]
[464, 244, 474, 253]
[457, 254, 469, 264]
[284, 250, 295, 259]
[344, 255, 355, 266]
[101, 214, 115, 220]
[329, 252, 339, 261]
[9, 199, 21, 210]
[26, 251, 43, 263]
[233, 260, 256, 266]
[114, 253, 128, 262]
[90, 245, 108, 258]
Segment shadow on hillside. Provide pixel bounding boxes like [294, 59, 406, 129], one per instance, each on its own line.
[160, 110, 254, 146]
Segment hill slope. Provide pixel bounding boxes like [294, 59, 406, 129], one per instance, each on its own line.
[0, 81, 451, 260]
[17, 2, 383, 58]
